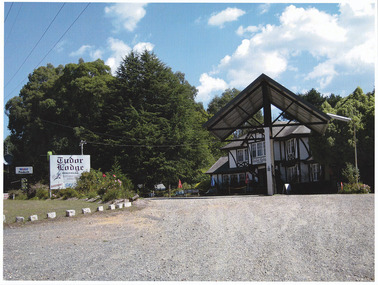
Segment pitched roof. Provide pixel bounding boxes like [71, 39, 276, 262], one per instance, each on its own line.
[205, 156, 249, 175]
[205, 156, 228, 174]
[203, 73, 330, 141]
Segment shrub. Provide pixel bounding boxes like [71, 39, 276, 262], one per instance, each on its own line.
[75, 167, 135, 201]
[36, 188, 49, 200]
[75, 169, 104, 195]
[87, 191, 98, 199]
[339, 183, 371, 194]
[58, 188, 80, 199]
[8, 189, 27, 200]
[342, 163, 359, 185]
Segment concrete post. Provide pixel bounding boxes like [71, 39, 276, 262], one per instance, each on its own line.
[264, 127, 274, 196]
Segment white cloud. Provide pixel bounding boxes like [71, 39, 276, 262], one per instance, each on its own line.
[196, 73, 228, 105]
[208, 7, 245, 28]
[69, 45, 93, 57]
[90, 49, 103, 60]
[105, 3, 147, 32]
[104, 38, 155, 74]
[258, 3, 271, 15]
[133, 42, 154, 54]
[54, 40, 67, 53]
[202, 2, 375, 96]
[105, 37, 132, 74]
[236, 25, 261, 37]
[69, 45, 103, 60]
[306, 61, 338, 89]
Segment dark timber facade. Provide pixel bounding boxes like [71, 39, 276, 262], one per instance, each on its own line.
[204, 74, 331, 195]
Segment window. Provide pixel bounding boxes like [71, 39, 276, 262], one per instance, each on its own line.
[237, 148, 248, 162]
[288, 165, 298, 182]
[311, 163, 321, 181]
[251, 142, 266, 158]
[287, 139, 296, 159]
[237, 149, 244, 162]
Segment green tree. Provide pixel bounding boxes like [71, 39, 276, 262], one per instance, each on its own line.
[5, 60, 115, 182]
[310, 87, 374, 189]
[103, 51, 213, 193]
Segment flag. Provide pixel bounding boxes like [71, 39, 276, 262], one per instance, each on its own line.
[178, 179, 182, 188]
[211, 176, 215, 187]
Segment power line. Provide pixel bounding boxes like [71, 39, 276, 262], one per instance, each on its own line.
[4, 3, 91, 102]
[85, 140, 205, 148]
[5, 3, 66, 88]
[4, 3, 14, 23]
[38, 118, 125, 139]
[32, 118, 211, 148]
[4, 3, 22, 43]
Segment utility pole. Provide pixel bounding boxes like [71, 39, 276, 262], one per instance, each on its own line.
[79, 140, 87, 155]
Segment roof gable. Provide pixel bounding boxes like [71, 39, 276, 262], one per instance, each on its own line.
[203, 74, 330, 141]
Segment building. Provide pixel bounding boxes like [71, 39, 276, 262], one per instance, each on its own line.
[206, 122, 327, 194]
[204, 74, 331, 195]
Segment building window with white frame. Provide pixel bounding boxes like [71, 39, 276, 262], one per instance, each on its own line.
[237, 149, 244, 162]
[311, 163, 321, 181]
[251, 142, 266, 158]
[286, 138, 296, 160]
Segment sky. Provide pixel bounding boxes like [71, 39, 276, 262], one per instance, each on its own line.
[2, 1, 377, 140]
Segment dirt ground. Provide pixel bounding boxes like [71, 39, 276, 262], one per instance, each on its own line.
[3, 194, 375, 281]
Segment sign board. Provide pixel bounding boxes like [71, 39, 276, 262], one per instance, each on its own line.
[15, 166, 33, 174]
[50, 155, 90, 189]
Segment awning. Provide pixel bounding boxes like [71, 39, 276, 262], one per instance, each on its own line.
[203, 74, 331, 141]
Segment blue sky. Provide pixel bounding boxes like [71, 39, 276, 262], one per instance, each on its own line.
[2, 1, 376, 139]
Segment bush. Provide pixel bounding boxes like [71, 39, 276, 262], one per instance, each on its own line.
[36, 188, 49, 200]
[58, 188, 80, 200]
[75, 168, 135, 202]
[75, 169, 104, 195]
[342, 163, 359, 185]
[87, 191, 98, 199]
[340, 163, 370, 194]
[340, 183, 371, 194]
[8, 189, 27, 200]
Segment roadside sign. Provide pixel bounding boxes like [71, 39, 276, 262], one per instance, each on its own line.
[50, 155, 90, 189]
[15, 166, 33, 174]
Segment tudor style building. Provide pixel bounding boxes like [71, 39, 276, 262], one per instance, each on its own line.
[204, 73, 331, 195]
[206, 122, 325, 194]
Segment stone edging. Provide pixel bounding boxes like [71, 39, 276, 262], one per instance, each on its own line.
[4, 199, 135, 224]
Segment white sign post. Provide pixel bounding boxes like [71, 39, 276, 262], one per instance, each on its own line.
[50, 155, 90, 191]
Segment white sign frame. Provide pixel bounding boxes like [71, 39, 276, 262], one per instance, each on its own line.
[15, 166, 33, 174]
[50, 155, 90, 189]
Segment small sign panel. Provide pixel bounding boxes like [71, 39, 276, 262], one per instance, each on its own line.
[15, 166, 33, 174]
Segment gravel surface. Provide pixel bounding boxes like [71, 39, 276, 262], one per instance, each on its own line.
[3, 194, 374, 281]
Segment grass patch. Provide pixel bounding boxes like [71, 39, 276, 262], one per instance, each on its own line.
[3, 199, 104, 224]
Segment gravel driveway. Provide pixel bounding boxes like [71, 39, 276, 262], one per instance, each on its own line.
[3, 194, 374, 281]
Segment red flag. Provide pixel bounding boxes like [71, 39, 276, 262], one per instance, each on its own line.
[178, 179, 182, 188]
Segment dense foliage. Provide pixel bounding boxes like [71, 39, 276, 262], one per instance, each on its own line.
[4, 51, 374, 194]
[301, 88, 374, 189]
[5, 52, 214, 194]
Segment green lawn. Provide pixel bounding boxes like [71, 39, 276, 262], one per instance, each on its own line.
[3, 199, 109, 224]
